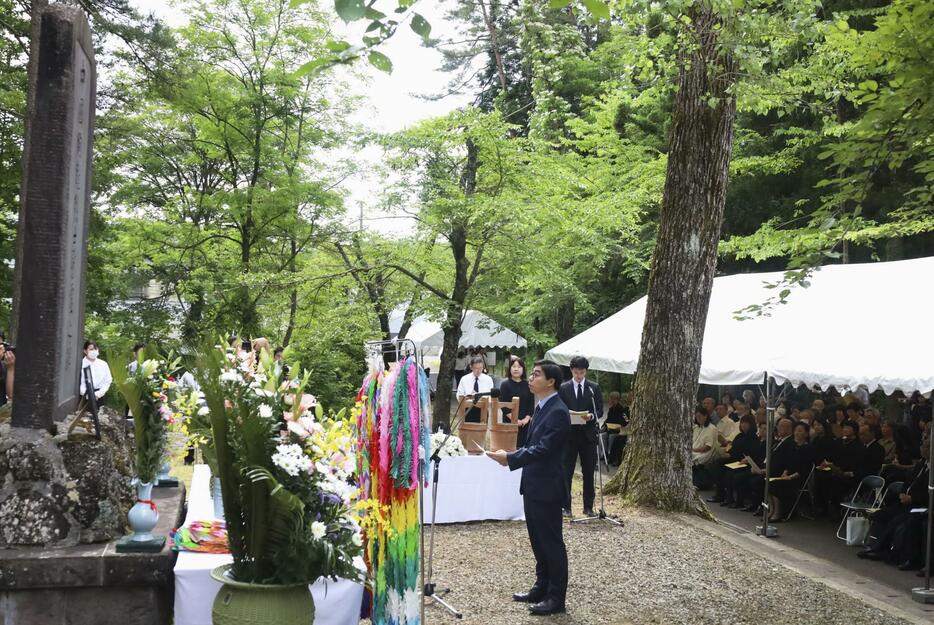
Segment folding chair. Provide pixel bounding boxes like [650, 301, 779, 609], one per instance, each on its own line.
[784, 465, 816, 521]
[835, 475, 885, 542]
[864, 481, 903, 545]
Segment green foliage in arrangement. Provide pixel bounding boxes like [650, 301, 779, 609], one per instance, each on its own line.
[198, 346, 362, 585]
[113, 352, 181, 483]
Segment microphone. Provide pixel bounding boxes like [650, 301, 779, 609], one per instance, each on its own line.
[472, 387, 501, 401]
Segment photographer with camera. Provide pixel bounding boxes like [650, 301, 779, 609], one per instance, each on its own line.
[0, 339, 15, 407]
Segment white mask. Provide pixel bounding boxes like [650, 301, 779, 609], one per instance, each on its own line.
[87, 349, 99, 361]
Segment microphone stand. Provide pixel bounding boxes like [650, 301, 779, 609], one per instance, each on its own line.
[572, 386, 624, 527]
[422, 391, 479, 619]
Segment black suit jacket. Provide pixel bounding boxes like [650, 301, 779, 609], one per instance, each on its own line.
[507, 394, 571, 503]
[558, 379, 603, 442]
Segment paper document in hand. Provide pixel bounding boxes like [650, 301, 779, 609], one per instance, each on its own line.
[743, 455, 761, 472]
[724, 461, 746, 470]
[569, 410, 589, 425]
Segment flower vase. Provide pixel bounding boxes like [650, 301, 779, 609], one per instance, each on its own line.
[210, 565, 314, 625]
[211, 476, 225, 520]
[116, 481, 166, 553]
[155, 458, 179, 487]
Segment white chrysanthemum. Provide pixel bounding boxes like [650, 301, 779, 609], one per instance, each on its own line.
[219, 370, 241, 383]
[351, 532, 363, 547]
[258, 404, 273, 419]
[311, 521, 326, 540]
[253, 388, 274, 398]
[197, 406, 210, 416]
[271, 443, 312, 477]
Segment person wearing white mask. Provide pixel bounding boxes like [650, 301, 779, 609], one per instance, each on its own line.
[79, 341, 113, 401]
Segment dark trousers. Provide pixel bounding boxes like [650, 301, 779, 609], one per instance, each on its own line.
[867, 506, 913, 555]
[523, 496, 568, 603]
[564, 426, 597, 510]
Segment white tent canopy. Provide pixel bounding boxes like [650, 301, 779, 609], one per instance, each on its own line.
[545, 257, 934, 395]
[389, 308, 527, 351]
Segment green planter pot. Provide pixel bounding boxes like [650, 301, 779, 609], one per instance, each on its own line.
[210, 565, 315, 625]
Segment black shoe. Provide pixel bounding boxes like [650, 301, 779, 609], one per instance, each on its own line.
[583, 508, 596, 517]
[513, 587, 546, 603]
[742, 504, 758, 512]
[898, 560, 922, 571]
[719, 499, 733, 507]
[917, 568, 928, 578]
[857, 549, 885, 561]
[528, 598, 566, 616]
[705, 495, 723, 503]
[728, 501, 742, 509]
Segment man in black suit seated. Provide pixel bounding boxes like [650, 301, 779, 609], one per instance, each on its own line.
[558, 356, 603, 517]
[487, 360, 571, 616]
[858, 431, 929, 569]
[856, 423, 885, 479]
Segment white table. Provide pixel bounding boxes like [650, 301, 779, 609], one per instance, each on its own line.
[422, 454, 525, 523]
[173, 465, 365, 625]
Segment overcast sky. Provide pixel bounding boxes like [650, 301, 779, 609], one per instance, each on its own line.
[127, 0, 474, 236]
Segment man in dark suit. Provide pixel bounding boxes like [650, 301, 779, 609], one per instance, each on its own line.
[558, 356, 603, 516]
[488, 360, 570, 616]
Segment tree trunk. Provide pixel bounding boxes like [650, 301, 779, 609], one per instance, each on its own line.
[432, 138, 478, 428]
[604, 6, 736, 516]
[283, 239, 298, 347]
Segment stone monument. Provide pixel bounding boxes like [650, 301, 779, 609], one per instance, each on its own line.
[11, 3, 94, 428]
[0, 9, 183, 623]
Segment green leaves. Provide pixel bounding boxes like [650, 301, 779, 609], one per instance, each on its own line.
[368, 50, 393, 73]
[410, 13, 431, 40]
[334, 0, 366, 22]
[582, 0, 610, 20]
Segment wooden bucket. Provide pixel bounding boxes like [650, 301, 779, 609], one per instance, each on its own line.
[458, 397, 489, 454]
[490, 397, 519, 451]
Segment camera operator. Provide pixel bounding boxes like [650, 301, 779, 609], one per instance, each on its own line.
[0, 342, 14, 406]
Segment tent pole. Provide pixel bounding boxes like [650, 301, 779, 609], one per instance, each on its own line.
[912, 403, 934, 603]
[756, 373, 778, 538]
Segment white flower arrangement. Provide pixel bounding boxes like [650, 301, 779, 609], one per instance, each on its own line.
[430, 428, 468, 458]
[272, 443, 314, 477]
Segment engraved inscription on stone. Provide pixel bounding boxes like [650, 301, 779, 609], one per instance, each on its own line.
[56, 40, 92, 402]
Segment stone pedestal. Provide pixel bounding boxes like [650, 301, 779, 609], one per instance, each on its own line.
[0, 485, 184, 625]
[0, 407, 135, 547]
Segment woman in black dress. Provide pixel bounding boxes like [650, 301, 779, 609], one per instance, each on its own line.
[498, 356, 534, 447]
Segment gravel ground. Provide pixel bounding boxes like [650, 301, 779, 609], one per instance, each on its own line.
[420, 494, 914, 625]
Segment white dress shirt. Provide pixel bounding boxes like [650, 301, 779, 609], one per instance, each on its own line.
[692, 423, 720, 466]
[456, 372, 494, 398]
[79, 357, 113, 399]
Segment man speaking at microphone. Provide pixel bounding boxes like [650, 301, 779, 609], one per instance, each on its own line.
[456, 355, 493, 423]
[558, 356, 603, 517]
[487, 360, 570, 616]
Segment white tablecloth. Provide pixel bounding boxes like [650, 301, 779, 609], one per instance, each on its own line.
[173, 465, 365, 625]
[422, 455, 525, 523]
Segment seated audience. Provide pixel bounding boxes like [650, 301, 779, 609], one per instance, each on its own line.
[692, 406, 720, 489]
[858, 431, 930, 570]
[736, 418, 795, 513]
[857, 423, 885, 480]
[769, 421, 814, 521]
[602, 391, 630, 466]
[709, 413, 757, 507]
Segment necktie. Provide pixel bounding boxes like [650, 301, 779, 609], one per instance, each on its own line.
[576, 383, 583, 401]
[473, 377, 479, 393]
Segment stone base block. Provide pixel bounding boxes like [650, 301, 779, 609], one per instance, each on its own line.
[0, 484, 185, 625]
[155, 477, 179, 488]
[116, 535, 167, 553]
